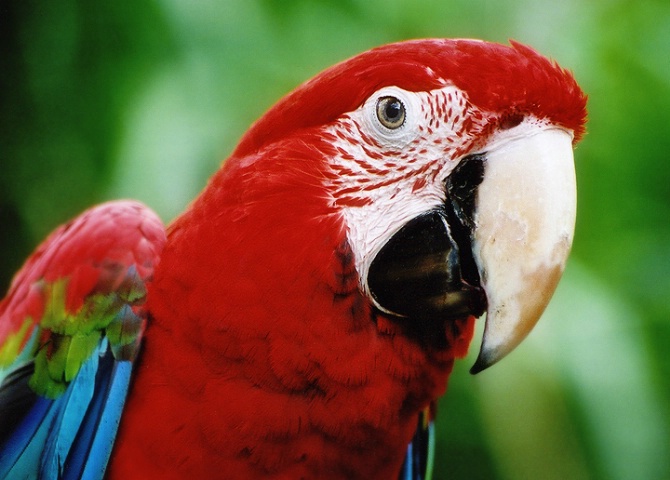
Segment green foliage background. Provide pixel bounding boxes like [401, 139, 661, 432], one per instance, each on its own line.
[2, 0, 669, 478]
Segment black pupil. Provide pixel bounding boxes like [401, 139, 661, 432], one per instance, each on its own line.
[385, 100, 402, 121]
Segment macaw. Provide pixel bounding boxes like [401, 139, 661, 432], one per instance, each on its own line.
[0, 39, 586, 479]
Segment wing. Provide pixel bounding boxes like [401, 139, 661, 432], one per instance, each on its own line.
[399, 406, 435, 480]
[0, 200, 166, 479]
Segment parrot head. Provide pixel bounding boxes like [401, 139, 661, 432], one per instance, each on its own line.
[231, 39, 587, 373]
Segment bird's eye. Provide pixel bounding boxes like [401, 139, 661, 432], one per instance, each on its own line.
[376, 96, 406, 129]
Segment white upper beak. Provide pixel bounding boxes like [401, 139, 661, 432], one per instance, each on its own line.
[470, 126, 577, 373]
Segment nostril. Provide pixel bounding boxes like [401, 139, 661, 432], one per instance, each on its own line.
[499, 113, 525, 130]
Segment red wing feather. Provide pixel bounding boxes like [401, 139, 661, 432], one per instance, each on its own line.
[0, 200, 166, 374]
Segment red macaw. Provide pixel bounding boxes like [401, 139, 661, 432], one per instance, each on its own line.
[0, 39, 586, 479]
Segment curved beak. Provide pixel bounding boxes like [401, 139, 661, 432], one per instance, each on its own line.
[470, 128, 577, 374]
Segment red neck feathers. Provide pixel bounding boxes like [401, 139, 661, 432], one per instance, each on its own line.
[111, 131, 474, 478]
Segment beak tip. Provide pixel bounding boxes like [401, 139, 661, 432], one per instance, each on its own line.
[469, 349, 496, 375]
[469, 336, 512, 375]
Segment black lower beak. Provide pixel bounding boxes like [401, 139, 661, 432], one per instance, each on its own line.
[366, 209, 486, 350]
[366, 155, 487, 347]
[367, 209, 485, 320]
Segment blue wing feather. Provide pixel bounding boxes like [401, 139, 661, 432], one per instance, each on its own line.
[41, 342, 100, 477]
[0, 339, 133, 480]
[65, 346, 132, 480]
[399, 409, 435, 480]
[0, 394, 54, 478]
[80, 360, 132, 478]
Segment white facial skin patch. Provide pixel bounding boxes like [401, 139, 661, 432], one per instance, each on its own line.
[325, 85, 488, 294]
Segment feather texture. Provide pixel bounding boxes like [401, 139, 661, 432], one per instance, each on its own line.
[0, 201, 165, 479]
